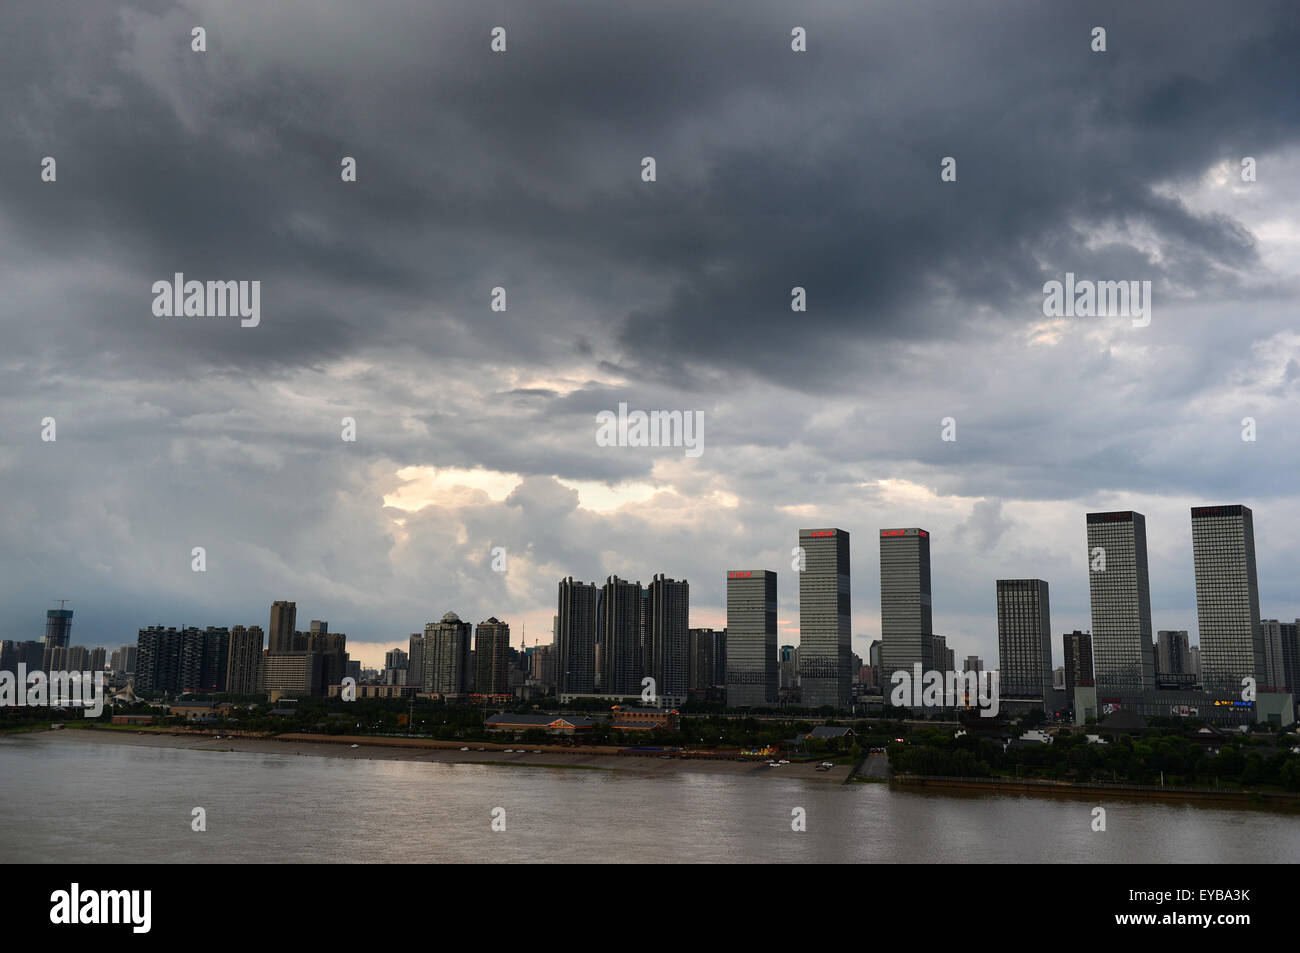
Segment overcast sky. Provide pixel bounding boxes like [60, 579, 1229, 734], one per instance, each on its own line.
[3, 0, 1299, 671]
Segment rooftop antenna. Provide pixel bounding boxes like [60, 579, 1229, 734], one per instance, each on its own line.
[53, 599, 71, 610]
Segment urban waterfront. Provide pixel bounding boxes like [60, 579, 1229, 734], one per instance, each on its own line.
[3, 735, 1298, 864]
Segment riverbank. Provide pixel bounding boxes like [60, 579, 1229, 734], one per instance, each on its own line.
[892, 773, 1300, 809]
[19, 727, 852, 782]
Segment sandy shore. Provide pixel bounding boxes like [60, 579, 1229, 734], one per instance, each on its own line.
[22, 728, 853, 783]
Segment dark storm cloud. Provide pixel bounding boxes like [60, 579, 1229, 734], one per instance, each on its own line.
[1, 0, 1298, 660]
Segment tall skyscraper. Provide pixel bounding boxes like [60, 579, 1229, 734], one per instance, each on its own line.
[1062, 630, 1094, 711]
[1259, 620, 1299, 693]
[598, 576, 643, 695]
[646, 574, 690, 698]
[407, 632, 424, 690]
[799, 528, 851, 709]
[689, 627, 727, 691]
[880, 528, 933, 690]
[226, 625, 264, 695]
[1086, 511, 1155, 695]
[995, 579, 1053, 709]
[475, 618, 511, 695]
[268, 601, 297, 655]
[1156, 629, 1191, 676]
[557, 577, 598, 695]
[1191, 505, 1264, 696]
[726, 570, 777, 707]
[424, 613, 471, 695]
[44, 607, 73, 649]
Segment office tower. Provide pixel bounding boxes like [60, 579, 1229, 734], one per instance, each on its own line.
[1188, 645, 1201, 684]
[799, 528, 851, 709]
[996, 579, 1053, 709]
[310, 620, 328, 636]
[930, 635, 955, 674]
[1052, 666, 1066, 691]
[268, 601, 297, 654]
[135, 626, 184, 694]
[1259, 620, 1300, 693]
[598, 576, 643, 695]
[1191, 505, 1264, 696]
[963, 655, 983, 674]
[726, 570, 777, 707]
[1156, 630, 1191, 676]
[1086, 511, 1155, 695]
[557, 577, 599, 695]
[880, 528, 933, 691]
[408, 633, 425, 690]
[345, 659, 361, 682]
[1062, 631, 1094, 710]
[424, 613, 472, 695]
[44, 607, 73, 649]
[120, 644, 137, 674]
[385, 648, 408, 671]
[89, 647, 106, 671]
[475, 618, 511, 695]
[226, 625, 264, 695]
[309, 630, 348, 690]
[529, 644, 557, 689]
[647, 575, 690, 698]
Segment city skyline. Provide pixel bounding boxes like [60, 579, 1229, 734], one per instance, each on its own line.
[14, 499, 1296, 676]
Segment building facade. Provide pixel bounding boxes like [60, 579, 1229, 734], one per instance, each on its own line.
[726, 570, 777, 707]
[799, 528, 851, 709]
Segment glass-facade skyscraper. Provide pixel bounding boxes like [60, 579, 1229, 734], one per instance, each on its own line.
[995, 579, 1052, 710]
[798, 528, 851, 710]
[1191, 505, 1263, 696]
[880, 528, 932, 690]
[725, 570, 776, 707]
[1086, 511, 1154, 696]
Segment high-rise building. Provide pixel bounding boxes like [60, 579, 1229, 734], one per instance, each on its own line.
[385, 648, 408, 671]
[799, 528, 851, 709]
[1156, 630, 1191, 676]
[598, 576, 643, 695]
[689, 627, 727, 691]
[930, 635, 955, 674]
[475, 618, 511, 695]
[646, 575, 690, 698]
[963, 655, 983, 674]
[44, 608, 73, 649]
[880, 528, 933, 691]
[779, 644, 798, 690]
[310, 630, 348, 690]
[996, 579, 1053, 710]
[1062, 630, 1094, 711]
[226, 625, 264, 695]
[261, 653, 322, 697]
[1259, 619, 1300, 694]
[726, 570, 777, 707]
[408, 633, 424, 690]
[557, 577, 598, 695]
[1191, 505, 1264, 696]
[89, 647, 106, 671]
[1086, 511, 1155, 695]
[424, 613, 472, 695]
[135, 626, 184, 694]
[268, 601, 297, 655]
